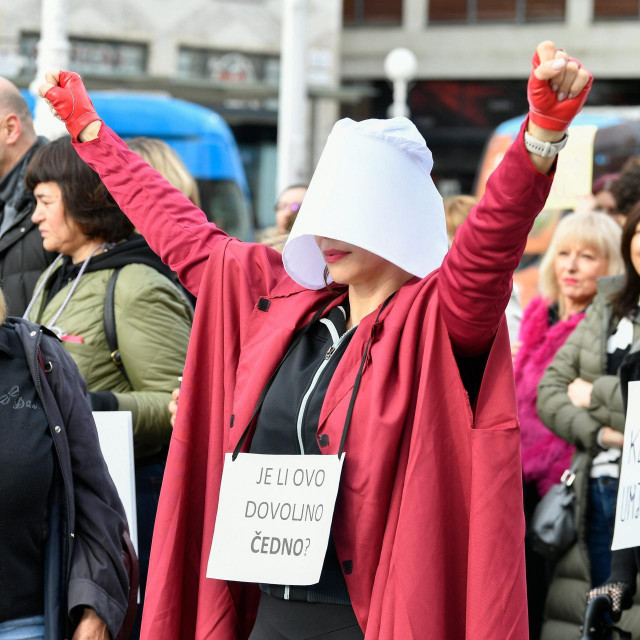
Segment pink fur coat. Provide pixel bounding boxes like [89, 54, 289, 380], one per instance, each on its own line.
[514, 295, 583, 497]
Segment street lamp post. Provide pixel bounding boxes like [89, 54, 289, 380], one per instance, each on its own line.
[30, 0, 70, 138]
[277, 0, 308, 194]
[384, 47, 418, 119]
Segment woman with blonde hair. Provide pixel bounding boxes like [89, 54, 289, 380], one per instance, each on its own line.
[537, 212, 623, 312]
[518, 210, 623, 499]
[537, 204, 640, 636]
[127, 137, 201, 207]
[515, 210, 622, 638]
[443, 194, 477, 246]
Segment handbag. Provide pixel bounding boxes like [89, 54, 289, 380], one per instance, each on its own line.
[529, 453, 585, 557]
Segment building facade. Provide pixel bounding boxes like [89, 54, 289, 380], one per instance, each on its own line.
[0, 0, 344, 227]
[342, 0, 640, 193]
[2, 0, 640, 220]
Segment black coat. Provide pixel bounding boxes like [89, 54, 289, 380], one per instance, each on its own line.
[609, 350, 640, 593]
[0, 139, 56, 316]
[7, 317, 131, 638]
[620, 349, 640, 413]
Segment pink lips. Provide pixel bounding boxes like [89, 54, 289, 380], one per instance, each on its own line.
[323, 250, 350, 263]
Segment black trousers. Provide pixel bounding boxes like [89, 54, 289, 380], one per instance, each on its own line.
[249, 593, 364, 640]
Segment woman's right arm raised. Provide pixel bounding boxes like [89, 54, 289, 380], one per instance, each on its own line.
[40, 71, 229, 297]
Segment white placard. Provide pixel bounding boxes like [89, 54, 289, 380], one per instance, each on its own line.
[543, 124, 597, 212]
[611, 381, 640, 551]
[207, 453, 344, 585]
[93, 411, 138, 555]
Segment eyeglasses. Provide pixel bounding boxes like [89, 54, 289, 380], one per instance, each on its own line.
[275, 201, 302, 213]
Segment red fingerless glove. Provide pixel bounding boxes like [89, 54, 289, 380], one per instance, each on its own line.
[45, 71, 101, 141]
[527, 52, 593, 131]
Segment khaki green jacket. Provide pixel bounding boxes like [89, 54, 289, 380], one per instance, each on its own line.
[537, 275, 640, 639]
[26, 261, 193, 459]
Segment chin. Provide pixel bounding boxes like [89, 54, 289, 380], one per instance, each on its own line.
[326, 266, 352, 286]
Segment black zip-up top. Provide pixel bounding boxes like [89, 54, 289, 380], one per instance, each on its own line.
[250, 303, 354, 604]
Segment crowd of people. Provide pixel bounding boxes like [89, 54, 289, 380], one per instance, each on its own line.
[0, 38, 639, 640]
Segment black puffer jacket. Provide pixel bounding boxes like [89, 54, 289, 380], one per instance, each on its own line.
[8, 317, 130, 639]
[607, 350, 640, 615]
[0, 138, 56, 316]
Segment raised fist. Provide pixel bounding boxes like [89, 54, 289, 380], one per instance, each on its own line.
[39, 70, 101, 141]
[528, 41, 593, 132]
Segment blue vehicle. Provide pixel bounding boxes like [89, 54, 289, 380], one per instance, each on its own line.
[476, 106, 640, 198]
[475, 107, 640, 309]
[22, 90, 253, 240]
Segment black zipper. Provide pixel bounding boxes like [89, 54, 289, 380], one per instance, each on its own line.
[296, 329, 355, 453]
[292, 342, 335, 454]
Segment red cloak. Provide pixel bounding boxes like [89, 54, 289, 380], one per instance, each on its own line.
[75, 121, 552, 639]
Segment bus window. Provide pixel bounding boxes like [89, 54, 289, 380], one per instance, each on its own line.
[197, 179, 253, 241]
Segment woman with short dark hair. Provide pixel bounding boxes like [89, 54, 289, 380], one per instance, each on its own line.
[25, 136, 134, 245]
[22, 135, 193, 637]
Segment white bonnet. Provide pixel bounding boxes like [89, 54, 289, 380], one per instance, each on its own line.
[282, 117, 448, 290]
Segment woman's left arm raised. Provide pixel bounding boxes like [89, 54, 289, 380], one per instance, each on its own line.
[440, 41, 592, 356]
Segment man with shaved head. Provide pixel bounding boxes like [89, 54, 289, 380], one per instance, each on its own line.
[0, 77, 53, 315]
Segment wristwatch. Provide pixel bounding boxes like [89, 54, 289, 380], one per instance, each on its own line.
[524, 131, 569, 158]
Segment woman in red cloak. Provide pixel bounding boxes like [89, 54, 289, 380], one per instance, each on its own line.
[39, 41, 590, 640]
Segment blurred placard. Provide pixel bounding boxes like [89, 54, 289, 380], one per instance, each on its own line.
[543, 125, 597, 212]
[93, 411, 138, 555]
[611, 381, 640, 551]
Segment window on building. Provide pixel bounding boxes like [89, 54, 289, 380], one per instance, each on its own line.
[427, 0, 468, 21]
[594, 0, 640, 19]
[178, 47, 279, 86]
[525, 0, 566, 20]
[343, 0, 403, 26]
[20, 33, 147, 76]
[477, 0, 517, 21]
[429, 0, 565, 23]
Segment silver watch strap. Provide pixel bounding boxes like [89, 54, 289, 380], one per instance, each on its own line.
[524, 131, 568, 158]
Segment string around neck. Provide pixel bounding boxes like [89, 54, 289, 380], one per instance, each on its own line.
[232, 290, 397, 462]
[23, 242, 114, 333]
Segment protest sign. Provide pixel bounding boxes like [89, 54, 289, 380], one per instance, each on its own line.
[543, 124, 597, 212]
[611, 381, 640, 551]
[476, 123, 597, 210]
[207, 453, 344, 585]
[93, 411, 138, 554]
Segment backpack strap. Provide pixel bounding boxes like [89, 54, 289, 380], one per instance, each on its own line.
[104, 268, 132, 386]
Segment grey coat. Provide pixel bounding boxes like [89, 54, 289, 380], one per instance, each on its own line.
[537, 275, 640, 639]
